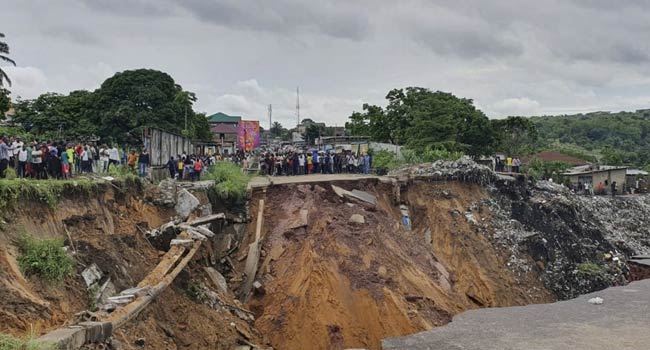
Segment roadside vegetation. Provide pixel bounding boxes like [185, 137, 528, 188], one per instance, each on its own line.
[204, 162, 250, 202]
[372, 148, 463, 171]
[0, 178, 98, 210]
[0, 332, 47, 350]
[17, 233, 73, 283]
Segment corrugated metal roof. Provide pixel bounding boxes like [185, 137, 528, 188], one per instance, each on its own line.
[562, 165, 628, 176]
[211, 124, 238, 134]
[207, 112, 241, 124]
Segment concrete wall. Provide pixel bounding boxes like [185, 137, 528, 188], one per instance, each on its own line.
[370, 142, 403, 159]
[568, 169, 626, 193]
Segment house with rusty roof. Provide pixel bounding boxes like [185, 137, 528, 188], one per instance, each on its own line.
[207, 112, 241, 154]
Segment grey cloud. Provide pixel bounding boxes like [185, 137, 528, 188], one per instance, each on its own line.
[77, 0, 176, 17]
[40, 25, 103, 46]
[177, 0, 370, 40]
[414, 28, 523, 59]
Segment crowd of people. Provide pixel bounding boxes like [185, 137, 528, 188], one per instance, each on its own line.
[165, 154, 214, 181]
[494, 155, 522, 173]
[248, 150, 372, 176]
[0, 135, 150, 179]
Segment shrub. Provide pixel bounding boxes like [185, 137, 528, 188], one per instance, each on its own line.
[0, 332, 47, 350]
[371, 150, 402, 171]
[204, 162, 249, 202]
[17, 234, 73, 282]
[576, 262, 606, 278]
[184, 280, 207, 303]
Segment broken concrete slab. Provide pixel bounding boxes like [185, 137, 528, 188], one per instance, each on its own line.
[188, 213, 226, 226]
[38, 326, 87, 350]
[81, 263, 103, 288]
[288, 209, 309, 229]
[178, 224, 215, 238]
[204, 267, 230, 296]
[332, 184, 347, 198]
[78, 321, 113, 344]
[170, 239, 194, 246]
[174, 189, 200, 220]
[332, 185, 377, 205]
[188, 230, 207, 241]
[350, 190, 377, 205]
[241, 241, 261, 301]
[349, 214, 366, 225]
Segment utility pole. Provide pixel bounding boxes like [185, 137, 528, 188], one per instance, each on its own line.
[268, 104, 272, 130]
[296, 86, 300, 127]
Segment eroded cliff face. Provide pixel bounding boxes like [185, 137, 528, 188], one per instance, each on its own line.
[243, 179, 552, 350]
[242, 163, 649, 350]
[2, 162, 648, 350]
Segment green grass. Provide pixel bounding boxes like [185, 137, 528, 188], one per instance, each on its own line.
[204, 162, 250, 202]
[0, 332, 48, 350]
[0, 178, 98, 210]
[576, 262, 606, 278]
[371, 148, 464, 171]
[17, 234, 74, 283]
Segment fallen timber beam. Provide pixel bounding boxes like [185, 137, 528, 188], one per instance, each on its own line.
[187, 213, 226, 226]
[103, 240, 202, 328]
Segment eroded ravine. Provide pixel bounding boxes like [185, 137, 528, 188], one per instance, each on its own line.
[2, 170, 649, 350]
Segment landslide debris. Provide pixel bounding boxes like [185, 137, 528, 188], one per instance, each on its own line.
[243, 179, 550, 350]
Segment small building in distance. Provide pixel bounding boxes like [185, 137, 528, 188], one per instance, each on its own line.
[522, 150, 590, 167]
[208, 112, 241, 155]
[562, 165, 628, 194]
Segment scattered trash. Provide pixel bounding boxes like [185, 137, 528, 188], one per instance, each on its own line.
[588, 297, 604, 305]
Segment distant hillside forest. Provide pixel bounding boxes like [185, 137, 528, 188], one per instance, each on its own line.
[346, 87, 650, 170]
[531, 110, 650, 169]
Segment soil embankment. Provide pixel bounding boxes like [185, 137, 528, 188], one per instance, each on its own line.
[244, 179, 552, 350]
[2, 166, 649, 350]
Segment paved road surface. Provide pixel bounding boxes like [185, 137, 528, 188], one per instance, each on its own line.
[383, 279, 650, 350]
[248, 174, 382, 189]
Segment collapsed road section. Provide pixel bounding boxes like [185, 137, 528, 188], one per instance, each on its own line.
[1, 160, 649, 350]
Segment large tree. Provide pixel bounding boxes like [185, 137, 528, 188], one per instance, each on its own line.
[12, 91, 98, 139]
[491, 116, 538, 156]
[0, 33, 16, 87]
[0, 88, 10, 116]
[94, 69, 202, 144]
[347, 87, 495, 157]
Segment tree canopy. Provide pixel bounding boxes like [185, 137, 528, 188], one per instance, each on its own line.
[346, 87, 495, 157]
[0, 33, 16, 87]
[531, 111, 650, 168]
[11, 69, 212, 145]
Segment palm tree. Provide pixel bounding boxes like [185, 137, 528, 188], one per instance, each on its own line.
[0, 33, 16, 87]
[271, 121, 284, 136]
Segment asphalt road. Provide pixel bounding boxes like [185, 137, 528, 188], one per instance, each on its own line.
[248, 174, 382, 189]
[382, 279, 650, 350]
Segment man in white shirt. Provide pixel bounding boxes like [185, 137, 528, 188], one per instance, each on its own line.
[108, 145, 119, 169]
[17, 144, 28, 178]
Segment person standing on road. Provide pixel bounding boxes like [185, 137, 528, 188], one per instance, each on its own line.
[108, 145, 119, 169]
[611, 181, 617, 197]
[138, 149, 149, 178]
[0, 137, 10, 178]
[167, 156, 176, 179]
[17, 144, 27, 178]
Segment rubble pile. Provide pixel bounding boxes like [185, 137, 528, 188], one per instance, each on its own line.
[485, 178, 650, 299]
[390, 157, 508, 185]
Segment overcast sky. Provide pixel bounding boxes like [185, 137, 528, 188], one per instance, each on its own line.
[2, 0, 650, 128]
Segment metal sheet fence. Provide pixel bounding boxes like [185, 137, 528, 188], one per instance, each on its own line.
[145, 129, 193, 167]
